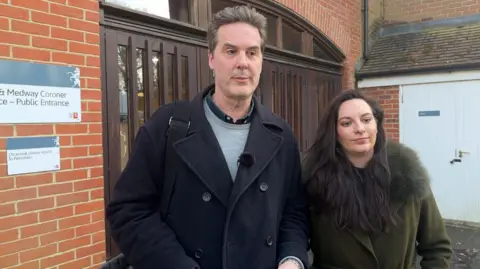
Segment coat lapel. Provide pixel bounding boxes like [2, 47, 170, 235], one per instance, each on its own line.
[173, 87, 233, 207]
[227, 99, 284, 208]
[346, 229, 378, 264]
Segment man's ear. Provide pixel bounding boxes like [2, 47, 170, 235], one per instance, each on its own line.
[208, 50, 214, 70]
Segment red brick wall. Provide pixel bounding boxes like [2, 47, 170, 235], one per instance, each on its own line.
[384, 0, 480, 25]
[0, 0, 361, 267]
[361, 86, 400, 141]
[0, 1, 104, 269]
[275, 0, 362, 89]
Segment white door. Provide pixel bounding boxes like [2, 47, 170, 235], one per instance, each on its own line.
[400, 80, 480, 224]
[453, 82, 480, 223]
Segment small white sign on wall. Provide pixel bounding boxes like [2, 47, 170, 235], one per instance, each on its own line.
[6, 136, 61, 175]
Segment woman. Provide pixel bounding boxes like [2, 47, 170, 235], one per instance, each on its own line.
[302, 89, 452, 269]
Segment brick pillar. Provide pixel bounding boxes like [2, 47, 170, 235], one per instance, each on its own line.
[0, 1, 105, 268]
[361, 86, 400, 141]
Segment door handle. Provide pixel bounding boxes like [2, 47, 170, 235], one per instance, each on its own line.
[459, 150, 470, 158]
[450, 158, 462, 164]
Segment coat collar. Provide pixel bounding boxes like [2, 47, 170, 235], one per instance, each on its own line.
[204, 87, 254, 124]
[172, 84, 284, 208]
[387, 139, 431, 204]
[188, 84, 284, 133]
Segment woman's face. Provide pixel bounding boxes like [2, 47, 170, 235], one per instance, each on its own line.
[336, 98, 378, 156]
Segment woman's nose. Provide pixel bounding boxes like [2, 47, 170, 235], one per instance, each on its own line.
[355, 124, 366, 133]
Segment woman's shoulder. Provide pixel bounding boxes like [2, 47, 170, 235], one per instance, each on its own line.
[386, 140, 432, 203]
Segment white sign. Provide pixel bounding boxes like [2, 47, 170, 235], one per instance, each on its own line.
[0, 60, 81, 124]
[6, 136, 61, 175]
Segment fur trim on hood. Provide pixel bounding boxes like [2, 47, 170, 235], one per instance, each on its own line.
[386, 140, 431, 202]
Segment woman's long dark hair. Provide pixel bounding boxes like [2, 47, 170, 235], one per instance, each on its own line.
[303, 89, 397, 233]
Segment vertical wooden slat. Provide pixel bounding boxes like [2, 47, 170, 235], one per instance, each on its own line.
[110, 30, 129, 190]
[196, 0, 210, 29]
[292, 71, 297, 132]
[198, 47, 211, 90]
[187, 46, 197, 100]
[139, 40, 147, 124]
[286, 68, 297, 126]
[318, 76, 325, 120]
[196, 47, 202, 92]
[280, 66, 286, 119]
[178, 44, 197, 100]
[261, 61, 273, 110]
[175, 45, 182, 100]
[127, 36, 139, 148]
[301, 32, 313, 56]
[104, 27, 121, 259]
[190, 0, 199, 27]
[301, 71, 309, 151]
[273, 65, 279, 115]
[161, 42, 170, 105]
[255, 64, 262, 103]
[311, 73, 319, 133]
[296, 70, 303, 150]
[276, 17, 283, 48]
[145, 39, 155, 118]
[286, 70, 291, 126]
[276, 66, 281, 116]
[105, 29, 133, 258]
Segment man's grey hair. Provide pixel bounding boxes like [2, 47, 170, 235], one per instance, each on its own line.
[207, 5, 267, 53]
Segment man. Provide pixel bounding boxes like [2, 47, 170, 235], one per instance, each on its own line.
[106, 5, 309, 269]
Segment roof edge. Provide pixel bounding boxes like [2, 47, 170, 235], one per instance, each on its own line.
[379, 13, 480, 37]
[356, 62, 480, 80]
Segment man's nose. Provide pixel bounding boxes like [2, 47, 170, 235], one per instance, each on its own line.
[236, 52, 248, 69]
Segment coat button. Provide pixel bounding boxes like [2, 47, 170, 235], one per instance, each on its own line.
[265, 236, 273, 246]
[202, 192, 211, 202]
[259, 183, 268, 192]
[194, 248, 203, 259]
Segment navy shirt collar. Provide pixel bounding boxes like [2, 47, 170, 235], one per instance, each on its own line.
[205, 88, 254, 124]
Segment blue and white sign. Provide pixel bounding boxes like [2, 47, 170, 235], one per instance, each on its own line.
[6, 136, 61, 175]
[0, 59, 81, 123]
[418, 110, 440, 117]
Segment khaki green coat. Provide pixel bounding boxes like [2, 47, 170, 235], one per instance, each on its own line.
[308, 141, 453, 269]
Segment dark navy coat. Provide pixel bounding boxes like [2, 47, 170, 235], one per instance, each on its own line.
[106, 85, 310, 269]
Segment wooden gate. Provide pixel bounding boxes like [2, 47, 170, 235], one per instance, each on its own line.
[101, 0, 344, 258]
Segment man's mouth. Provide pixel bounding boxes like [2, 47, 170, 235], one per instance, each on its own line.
[232, 76, 249, 82]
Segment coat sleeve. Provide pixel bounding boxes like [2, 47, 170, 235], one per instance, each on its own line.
[105, 126, 200, 269]
[416, 192, 453, 269]
[276, 139, 310, 268]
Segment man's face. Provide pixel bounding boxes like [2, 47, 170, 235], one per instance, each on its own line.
[208, 22, 263, 100]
